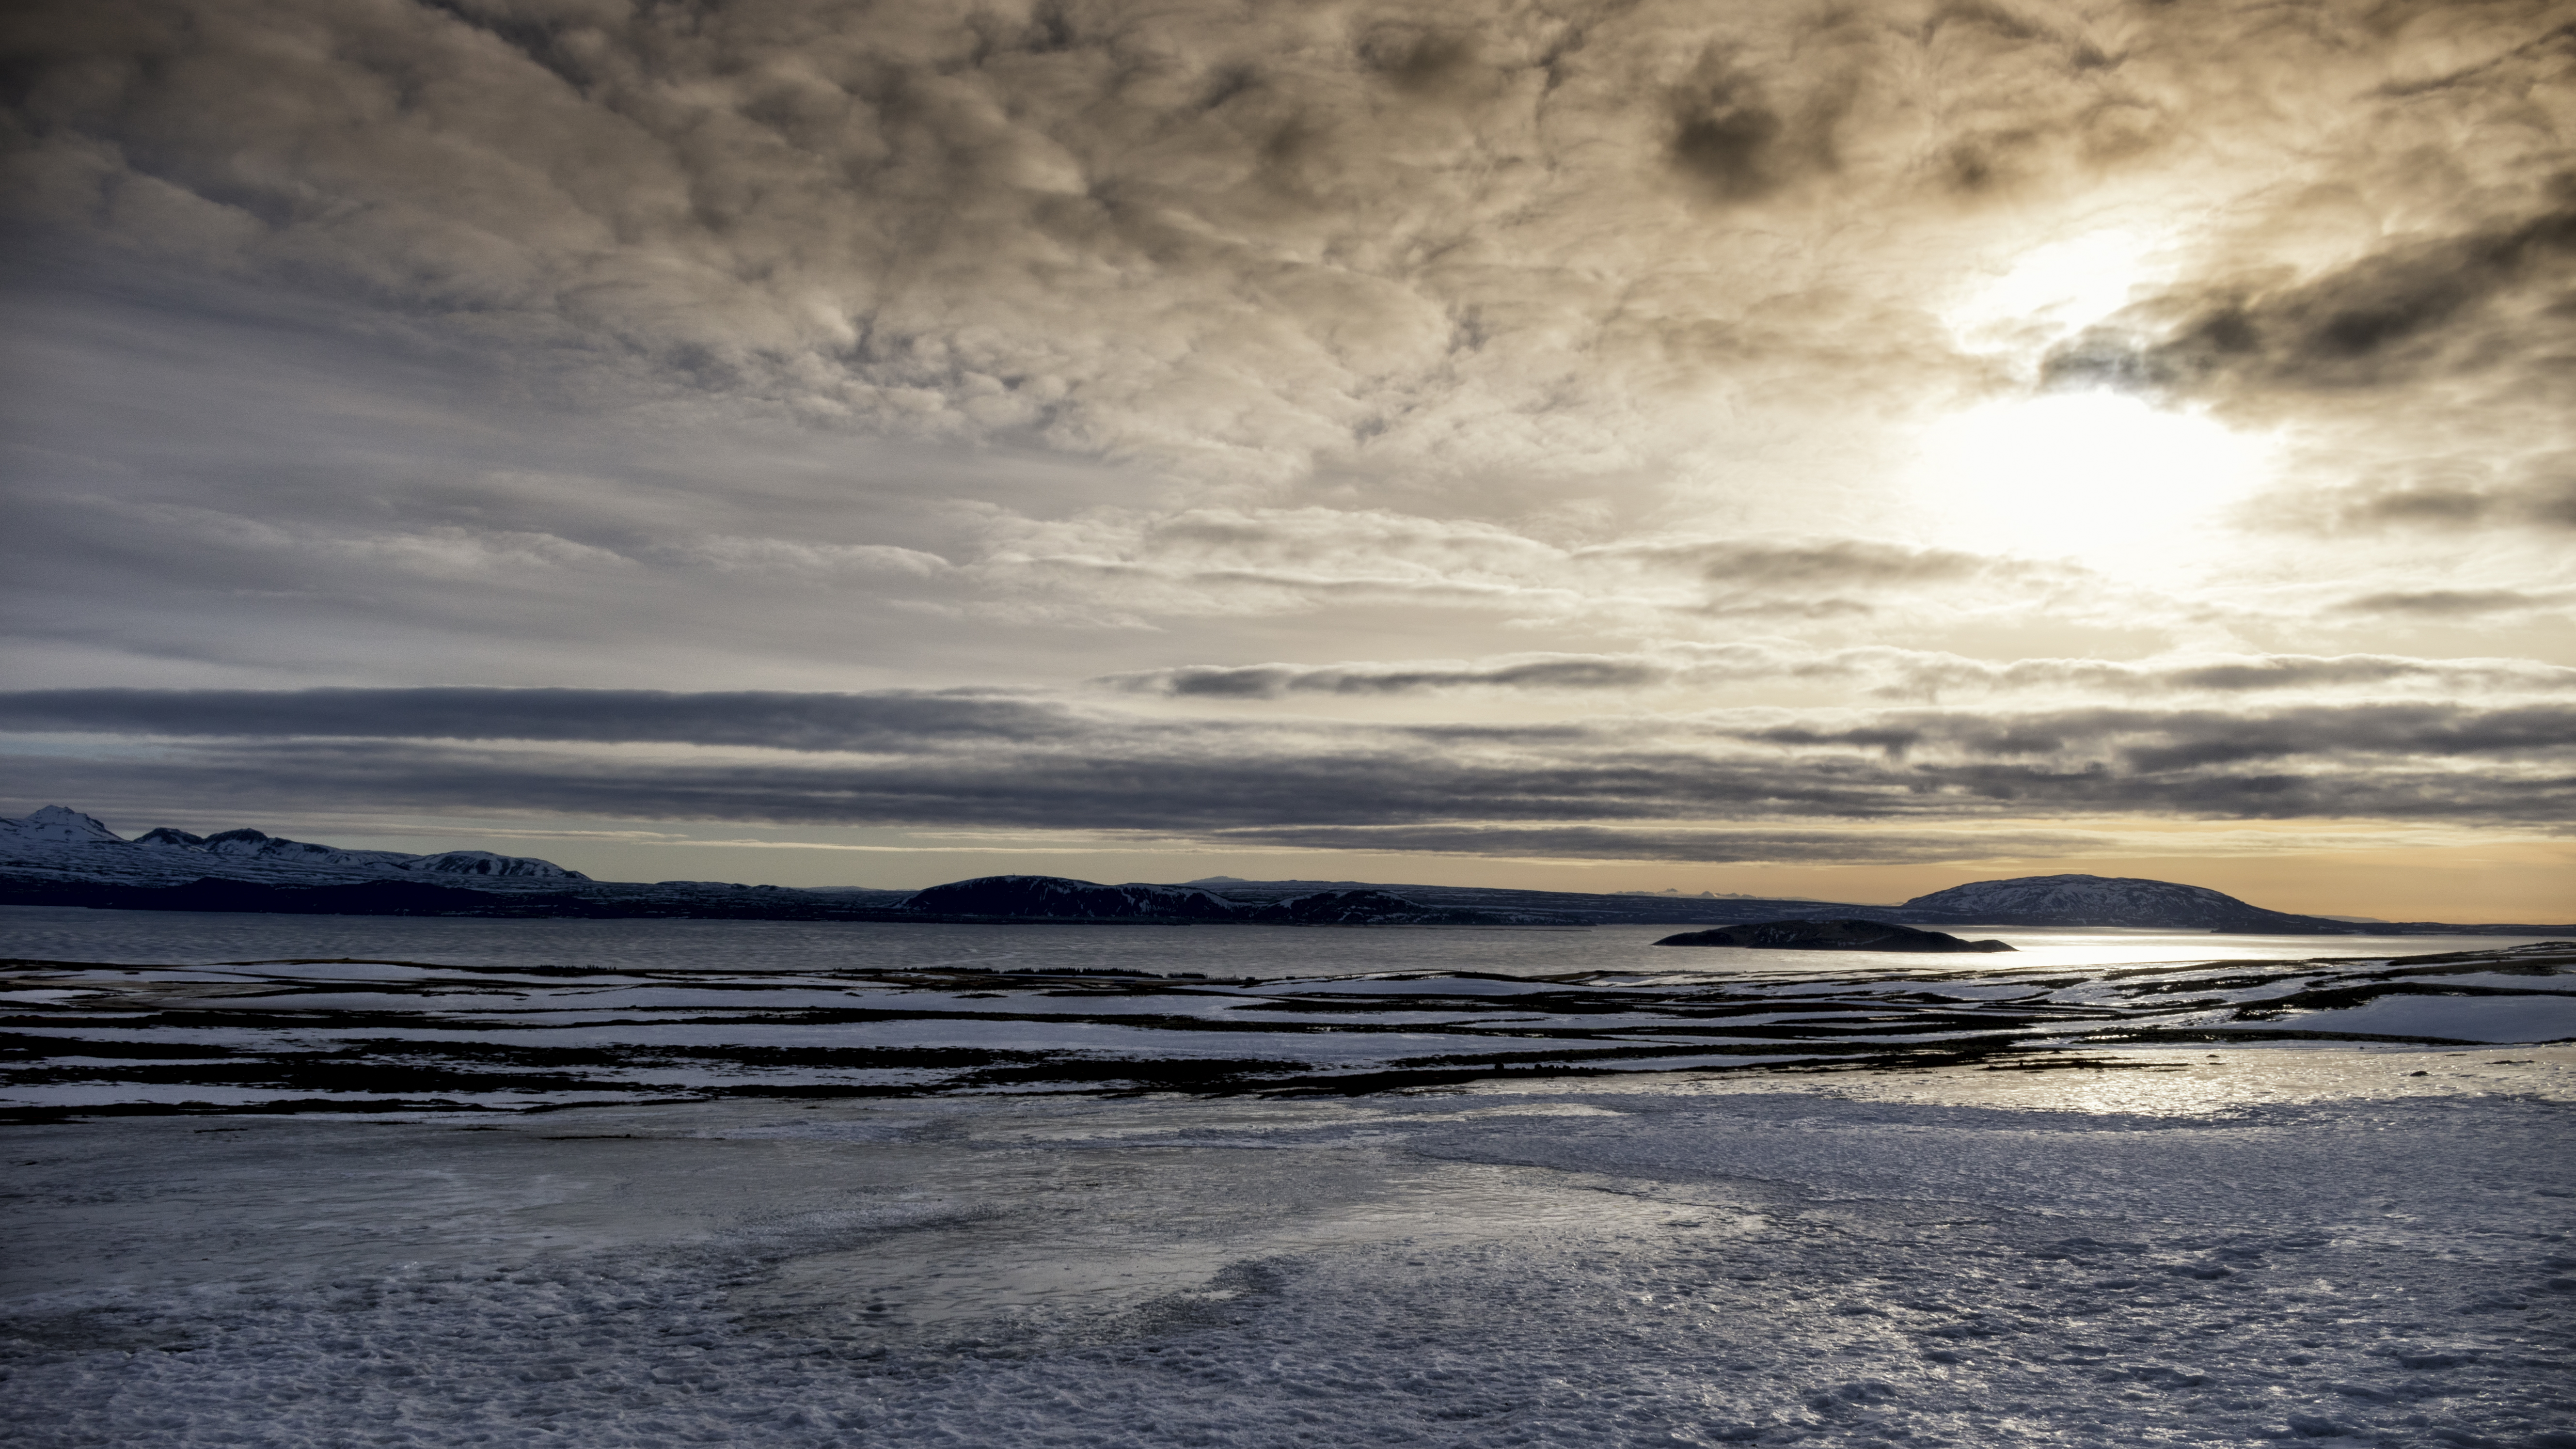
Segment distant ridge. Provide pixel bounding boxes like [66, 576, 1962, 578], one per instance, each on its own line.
[901, 876, 1523, 925]
[903, 875, 1245, 921]
[1899, 873, 2356, 934]
[2, 806, 2567, 933]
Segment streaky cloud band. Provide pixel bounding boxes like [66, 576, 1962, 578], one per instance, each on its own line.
[1098, 647, 2576, 700]
[5, 690, 2571, 843]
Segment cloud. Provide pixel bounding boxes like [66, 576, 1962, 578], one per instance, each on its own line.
[0, 687, 1084, 752]
[12, 0, 2554, 491]
[956, 514, 2102, 627]
[1, 0, 2568, 886]
[2093, 180, 2576, 397]
[1724, 702, 2576, 773]
[1100, 646, 2576, 701]
[1109, 658, 1673, 699]
[1201, 824, 2107, 866]
[2252, 456, 2576, 536]
[7, 691, 2572, 854]
[2334, 589, 2572, 619]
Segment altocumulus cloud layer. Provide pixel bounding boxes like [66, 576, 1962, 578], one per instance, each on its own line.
[0, 0, 2570, 891]
[9, 0, 2571, 481]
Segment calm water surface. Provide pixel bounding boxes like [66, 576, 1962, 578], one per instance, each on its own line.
[0, 903, 2551, 981]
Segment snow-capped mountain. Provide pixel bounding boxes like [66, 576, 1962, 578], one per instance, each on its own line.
[3, 805, 127, 847]
[1899, 874, 2353, 932]
[0, 806, 587, 887]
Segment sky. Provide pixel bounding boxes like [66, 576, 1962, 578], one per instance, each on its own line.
[2, 0, 2572, 918]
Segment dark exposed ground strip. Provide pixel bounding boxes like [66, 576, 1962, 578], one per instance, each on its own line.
[4, 946, 2566, 1119]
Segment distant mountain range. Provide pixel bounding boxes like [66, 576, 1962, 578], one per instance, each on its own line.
[1, 805, 588, 883]
[3, 805, 2568, 934]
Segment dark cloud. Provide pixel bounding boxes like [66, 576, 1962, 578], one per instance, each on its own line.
[1620, 539, 2002, 588]
[1728, 703, 2576, 773]
[1201, 824, 2106, 866]
[2228, 444, 2576, 539]
[1109, 659, 1672, 699]
[2197, 192, 2569, 387]
[1102, 648, 2576, 700]
[2335, 589, 2565, 618]
[2304, 468, 2576, 535]
[1667, 47, 1817, 203]
[7, 692, 2571, 849]
[0, 687, 1082, 751]
[1615, 539, 2059, 621]
[2047, 176, 2576, 401]
[1355, 23, 1492, 102]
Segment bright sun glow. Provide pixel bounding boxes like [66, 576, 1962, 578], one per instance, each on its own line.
[1907, 391, 2277, 570]
[1944, 228, 2166, 356]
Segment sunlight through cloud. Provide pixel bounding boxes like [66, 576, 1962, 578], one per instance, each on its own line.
[1907, 391, 2278, 569]
[1943, 228, 2171, 361]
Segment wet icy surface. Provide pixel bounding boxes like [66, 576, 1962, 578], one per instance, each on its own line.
[3, 927, 2569, 1109]
[4, 1063, 2573, 1448]
[2, 904, 2558, 979]
[4, 913, 2573, 1445]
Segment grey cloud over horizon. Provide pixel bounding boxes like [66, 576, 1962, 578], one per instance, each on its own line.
[2335, 589, 2576, 619]
[0, 686, 1081, 750]
[6, 690, 2571, 853]
[1102, 646, 2576, 702]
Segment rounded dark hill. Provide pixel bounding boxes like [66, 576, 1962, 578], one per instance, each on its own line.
[899, 875, 1246, 920]
[1655, 919, 2016, 953]
[1247, 889, 1506, 926]
[1898, 874, 2357, 932]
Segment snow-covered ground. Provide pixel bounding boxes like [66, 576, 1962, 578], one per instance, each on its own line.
[6, 914, 2572, 1446]
[6, 1058, 2573, 1448]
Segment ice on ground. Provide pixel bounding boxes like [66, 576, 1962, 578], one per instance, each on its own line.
[4, 1058, 2572, 1449]
[2259, 992, 2576, 1044]
[8, 940, 2571, 1111]
[3, 904, 2561, 979]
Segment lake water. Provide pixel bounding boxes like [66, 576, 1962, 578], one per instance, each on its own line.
[0, 903, 2554, 980]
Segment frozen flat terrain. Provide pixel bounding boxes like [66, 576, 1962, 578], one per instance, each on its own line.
[5, 1058, 2574, 1448]
[2, 910, 2570, 1110]
[4, 913, 2572, 1447]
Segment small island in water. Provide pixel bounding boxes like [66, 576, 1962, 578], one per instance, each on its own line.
[1655, 918, 2016, 952]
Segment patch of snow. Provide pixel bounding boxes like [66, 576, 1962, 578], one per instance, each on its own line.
[0, 805, 126, 846]
[2260, 992, 2576, 1043]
